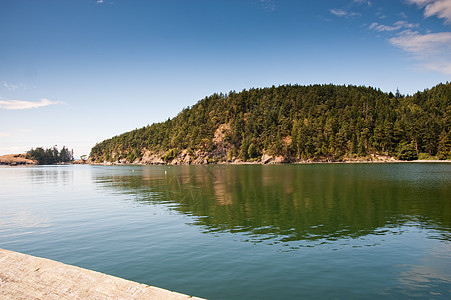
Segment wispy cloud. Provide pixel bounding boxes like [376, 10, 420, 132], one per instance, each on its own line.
[330, 9, 347, 17]
[3, 81, 25, 91]
[330, 8, 360, 18]
[375, 11, 387, 19]
[260, 0, 277, 11]
[407, 0, 451, 23]
[369, 20, 419, 32]
[399, 12, 408, 19]
[0, 98, 65, 110]
[96, 0, 104, 4]
[389, 30, 451, 74]
[329, 0, 370, 18]
[353, 0, 372, 6]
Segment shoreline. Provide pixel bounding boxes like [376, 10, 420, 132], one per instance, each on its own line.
[0, 154, 37, 166]
[1, 153, 450, 167]
[87, 158, 451, 166]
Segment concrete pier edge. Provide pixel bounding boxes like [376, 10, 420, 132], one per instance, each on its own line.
[0, 248, 205, 299]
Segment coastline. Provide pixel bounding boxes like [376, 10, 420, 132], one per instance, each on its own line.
[86, 158, 451, 166]
[1, 153, 449, 167]
[0, 154, 36, 166]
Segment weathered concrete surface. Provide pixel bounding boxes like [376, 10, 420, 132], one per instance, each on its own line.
[0, 248, 205, 300]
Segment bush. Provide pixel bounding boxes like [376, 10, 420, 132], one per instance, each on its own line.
[248, 143, 259, 159]
[162, 148, 178, 162]
[397, 142, 418, 161]
[417, 153, 430, 160]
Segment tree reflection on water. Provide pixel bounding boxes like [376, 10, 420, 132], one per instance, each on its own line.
[93, 164, 451, 244]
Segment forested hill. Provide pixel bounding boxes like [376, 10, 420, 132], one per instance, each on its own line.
[90, 83, 451, 164]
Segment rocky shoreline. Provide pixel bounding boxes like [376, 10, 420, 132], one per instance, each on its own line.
[1, 153, 449, 166]
[88, 151, 450, 166]
[0, 154, 86, 166]
[0, 154, 37, 166]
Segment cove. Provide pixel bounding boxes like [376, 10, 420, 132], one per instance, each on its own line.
[1, 163, 450, 299]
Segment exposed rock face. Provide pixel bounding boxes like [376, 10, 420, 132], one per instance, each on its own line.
[73, 159, 86, 164]
[213, 123, 231, 145]
[141, 150, 165, 164]
[0, 154, 36, 165]
[89, 146, 409, 165]
[89, 121, 404, 165]
[261, 154, 273, 164]
[274, 156, 288, 163]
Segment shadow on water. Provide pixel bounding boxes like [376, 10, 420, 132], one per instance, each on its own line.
[92, 164, 451, 245]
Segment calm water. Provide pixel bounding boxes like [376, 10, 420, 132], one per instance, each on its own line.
[1, 164, 450, 299]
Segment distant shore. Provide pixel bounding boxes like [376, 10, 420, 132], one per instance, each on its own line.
[0, 154, 85, 166]
[0, 154, 37, 166]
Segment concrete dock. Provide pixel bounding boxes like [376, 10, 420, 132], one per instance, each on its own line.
[0, 248, 205, 299]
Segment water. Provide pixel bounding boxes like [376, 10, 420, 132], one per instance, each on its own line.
[1, 163, 450, 299]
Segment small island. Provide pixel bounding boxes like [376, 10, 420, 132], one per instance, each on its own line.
[0, 146, 75, 166]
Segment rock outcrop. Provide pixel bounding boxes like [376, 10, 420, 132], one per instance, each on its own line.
[0, 154, 37, 166]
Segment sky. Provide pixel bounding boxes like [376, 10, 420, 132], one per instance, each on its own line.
[1, 0, 451, 157]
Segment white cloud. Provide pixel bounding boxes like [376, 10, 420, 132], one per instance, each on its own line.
[390, 30, 451, 54]
[330, 8, 360, 18]
[369, 20, 419, 32]
[0, 98, 65, 110]
[353, 0, 372, 6]
[96, 0, 104, 4]
[330, 9, 347, 17]
[407, 0, 451, 23]
[3, 81, 25, 91]
[375, 11, 387, 19]
[260, 0, 277, 11]
[389, 30, 451, 74]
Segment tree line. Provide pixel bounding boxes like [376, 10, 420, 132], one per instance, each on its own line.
[90, 83, 451, 163]
[26, 146, 74, 164]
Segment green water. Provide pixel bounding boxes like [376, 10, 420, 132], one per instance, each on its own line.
[1, 164, 450, 299]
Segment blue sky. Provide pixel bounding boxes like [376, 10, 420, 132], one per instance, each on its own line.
[1, 0, 451, 157]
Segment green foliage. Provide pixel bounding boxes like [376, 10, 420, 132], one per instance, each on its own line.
[162, 148, 178, 162]
[226, 147, 236, 162]
[27, 146, 74, 164]
[397, 142, 418, 161]
[248, 143, 259, 159]
[417, 153, 430, 160]
[437, 130, 451, 159]
[89, 83, 451, 163]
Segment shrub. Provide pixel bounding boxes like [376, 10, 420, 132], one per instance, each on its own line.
[397, 142, 418, 161]
[162, 148, 178, 162]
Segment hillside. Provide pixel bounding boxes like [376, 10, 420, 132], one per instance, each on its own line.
[89, 83, 451, 164]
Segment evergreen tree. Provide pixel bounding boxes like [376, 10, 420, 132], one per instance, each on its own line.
[88, 83, 451, 163]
